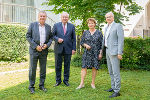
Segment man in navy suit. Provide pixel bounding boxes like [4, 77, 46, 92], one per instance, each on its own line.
[26, 11, 53, 93]
[53, 12, 76, 86]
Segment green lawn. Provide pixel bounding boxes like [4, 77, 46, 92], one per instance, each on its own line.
[0, 53, 150, 100]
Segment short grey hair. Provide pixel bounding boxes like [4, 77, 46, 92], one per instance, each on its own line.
[105, 12, 114, 17]
[38, 10, 47, 16]
[61, 12, 69, 17]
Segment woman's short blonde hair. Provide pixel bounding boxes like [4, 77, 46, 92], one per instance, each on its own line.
[87, 18, 97, 25]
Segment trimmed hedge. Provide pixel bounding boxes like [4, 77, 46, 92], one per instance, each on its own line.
[121, 37, 150, 70]
[0, 24, 27, 62]
[71, 37, 150, 70]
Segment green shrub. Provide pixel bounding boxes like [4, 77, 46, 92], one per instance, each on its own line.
[0, 24, 27, 62]
[71, 37, 150, 70]
[121, 37, 150, 70]
[71, 54, 82, 67]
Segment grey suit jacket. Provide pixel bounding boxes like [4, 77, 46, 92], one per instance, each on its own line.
[102, 22, 124, 55]
[26, 22, 53, 55]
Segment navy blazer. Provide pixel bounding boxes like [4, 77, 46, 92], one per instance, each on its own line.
[53, 22, 76, 54]
[26, 22, 53, 55]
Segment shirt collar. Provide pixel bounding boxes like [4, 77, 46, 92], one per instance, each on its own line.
[107, 21, 114, 27]
[62, 23, 67, 26]
[39, 23, 45, 27]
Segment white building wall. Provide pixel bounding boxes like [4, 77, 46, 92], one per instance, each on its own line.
[123, 0, 149, 37]
[34, 0, 60, 23]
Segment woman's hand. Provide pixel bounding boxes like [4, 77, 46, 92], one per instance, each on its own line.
[98, 54, 102, 60]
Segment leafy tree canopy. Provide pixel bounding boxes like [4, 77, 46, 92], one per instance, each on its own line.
[43, 0, 143, 33]
[43, 0, 143, 54]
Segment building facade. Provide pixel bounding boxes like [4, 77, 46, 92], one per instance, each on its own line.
[0, 0, 56, 26]
[123, 0, 150, 38]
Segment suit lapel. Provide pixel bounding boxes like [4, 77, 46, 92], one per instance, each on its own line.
[60, 22, 65, 36]
[45, 24, 48, 41]
[65, 23, 69, 35]
[107, 22, 115, 39]
[36, 22, 40, 40]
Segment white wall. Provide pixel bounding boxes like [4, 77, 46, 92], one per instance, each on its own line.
[34, 0, 60, 23]
[123, 0, 149, 37]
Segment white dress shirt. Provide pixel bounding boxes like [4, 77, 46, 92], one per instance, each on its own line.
[39, 23, 46, 46]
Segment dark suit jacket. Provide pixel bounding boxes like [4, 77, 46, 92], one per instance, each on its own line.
[52, 22, 76, 54]
[26, 22, 53, 55]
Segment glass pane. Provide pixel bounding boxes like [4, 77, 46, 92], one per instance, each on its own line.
[14, 0, 27, 6]
[3, 0, 13, 3]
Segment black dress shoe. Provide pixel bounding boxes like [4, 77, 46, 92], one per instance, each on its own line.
[29, 88, 35, 94]
[63, 82, 70, 86]
[54, 82, 61, 87]
[105, 88, 114, 92]
[109, 92, 120, 98]
[39, 87, 47, 92]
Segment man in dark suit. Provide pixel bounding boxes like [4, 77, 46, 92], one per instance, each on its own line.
[26, 11, 53, 94]
[52, 12, 76, 86]
[99, 12, 124, 98]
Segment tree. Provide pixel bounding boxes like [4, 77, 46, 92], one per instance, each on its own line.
[43, 0, 143, 53]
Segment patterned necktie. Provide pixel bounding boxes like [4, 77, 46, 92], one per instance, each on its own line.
[63, 24, 66, 35]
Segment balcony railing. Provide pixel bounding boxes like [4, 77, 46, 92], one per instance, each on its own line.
[0, 3, 56, 26]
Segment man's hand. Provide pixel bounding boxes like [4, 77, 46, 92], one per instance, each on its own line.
[36, 45, 42, 52]
[84, 44, 91, 50]
[118, 54, 123, 60]
[42, 44, 47, 50]
[58, 38, 64, 43]
[72, 50, 76, 55]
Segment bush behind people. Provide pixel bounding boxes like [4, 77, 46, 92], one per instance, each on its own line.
[71, 37, 150, 70]
[0, 24, 27, 62]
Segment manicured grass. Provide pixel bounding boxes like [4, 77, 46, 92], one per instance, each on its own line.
[0, 53, 150, 100]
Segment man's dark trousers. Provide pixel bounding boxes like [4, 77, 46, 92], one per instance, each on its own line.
[29, 52, 47, 89]
[55, 48, 71, 83]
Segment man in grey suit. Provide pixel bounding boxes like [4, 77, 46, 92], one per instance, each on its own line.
[52, 12, 76, 86]
[99, 12, 124, 98]
[26, 11, 53, 94]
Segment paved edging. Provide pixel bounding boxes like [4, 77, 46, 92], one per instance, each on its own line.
[0, 69, 29, 75]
